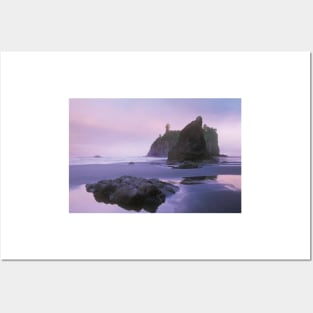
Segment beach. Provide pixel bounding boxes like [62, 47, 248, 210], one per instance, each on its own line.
[69, 157, 241, 213]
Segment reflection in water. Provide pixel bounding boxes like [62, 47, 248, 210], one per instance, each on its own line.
[92, 190, 161, 213]
[180, 175, 217, 184]
[216, 175, 241, 190]
[69, 174, 241, 213]
[180, 174, 240, 191]
[69, 185, 134, 213]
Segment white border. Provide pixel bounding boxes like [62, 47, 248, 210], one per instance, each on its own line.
[0, 52, 310, 259]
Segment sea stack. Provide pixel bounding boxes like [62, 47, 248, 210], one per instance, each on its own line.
[147, 130, 180, 157]
[168, 116, 210, 162]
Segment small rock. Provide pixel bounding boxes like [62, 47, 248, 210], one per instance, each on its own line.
[173, 161, 201, 169]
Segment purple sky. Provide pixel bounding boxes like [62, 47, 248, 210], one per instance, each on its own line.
[69, 98, 241, 157]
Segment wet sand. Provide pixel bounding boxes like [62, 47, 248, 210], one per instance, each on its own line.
[69, 162, 241, 213]
[69, 162, 241, 188]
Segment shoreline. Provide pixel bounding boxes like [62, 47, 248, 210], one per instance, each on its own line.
[69, 162, 241, 188]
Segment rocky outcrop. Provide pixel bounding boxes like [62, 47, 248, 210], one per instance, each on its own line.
[86, 176, 178, 213]
[168, 116, 209, 162]
[147, 131, 180, 157]
[147, 120, 220, 158]
[203, 125, 220, 156]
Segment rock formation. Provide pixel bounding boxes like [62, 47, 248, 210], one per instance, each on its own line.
[147, 130, 180, 157]
[147, 119, 220, 158]
[203, 124, 220, 156]
[168, 116, 209, 162]
[86, 176, 178, 213]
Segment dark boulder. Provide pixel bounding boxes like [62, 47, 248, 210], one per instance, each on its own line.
[168, 116, 209, 162]
[86, 176, 178, 213]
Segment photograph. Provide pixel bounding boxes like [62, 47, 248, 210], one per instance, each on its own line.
[69, 98, 241, 213]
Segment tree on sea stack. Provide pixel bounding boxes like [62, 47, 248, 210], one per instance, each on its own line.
[203, 124, 220, 155]
[165, 123, 170, 133]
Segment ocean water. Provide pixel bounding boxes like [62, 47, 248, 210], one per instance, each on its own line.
[69, 155, 241, 166]
[69, 155, 167, 165]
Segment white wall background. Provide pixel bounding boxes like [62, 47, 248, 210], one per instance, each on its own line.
[0, 51, 310, 261]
